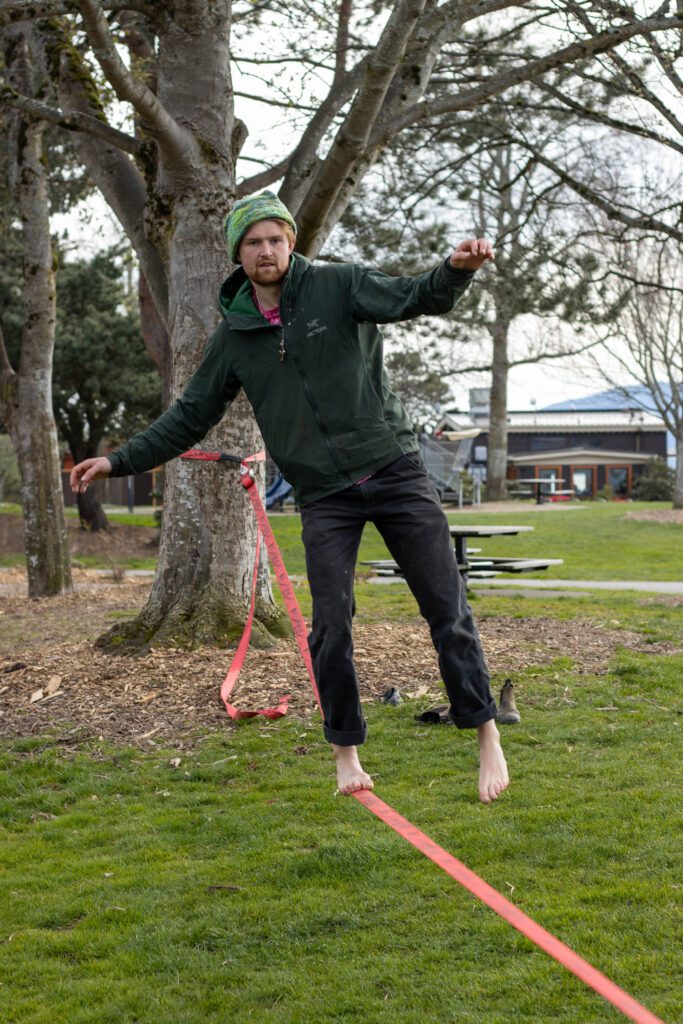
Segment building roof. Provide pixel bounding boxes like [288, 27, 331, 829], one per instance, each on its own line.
[503, 410, 665, 431]
[509, 447, 658, 466]
[437, 409, 666, 433]
[542, 385, 666, 412]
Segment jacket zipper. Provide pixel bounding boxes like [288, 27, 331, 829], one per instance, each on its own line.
[283, 323, 353, 485]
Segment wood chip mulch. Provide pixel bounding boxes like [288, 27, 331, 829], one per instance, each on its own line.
[0, 573, 678, 749]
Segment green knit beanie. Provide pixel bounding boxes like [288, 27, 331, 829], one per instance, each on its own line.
[223, 190, 297, 263]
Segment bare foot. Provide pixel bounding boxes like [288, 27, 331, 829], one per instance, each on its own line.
[331, 744, 374, 795]
[477, 720, 509, 804]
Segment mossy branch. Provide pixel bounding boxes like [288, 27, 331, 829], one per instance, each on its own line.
[0, 0, 157, 26]
[0, 79, 141, 153]
[70, 0, 195, 173]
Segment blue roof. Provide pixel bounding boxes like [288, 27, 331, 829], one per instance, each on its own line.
[543, 386, 665, 413]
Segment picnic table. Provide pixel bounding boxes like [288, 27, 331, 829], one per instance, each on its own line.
[449, 524, 532, 567]
[362, 524, 563, 583]
[511, 477, 574, 505]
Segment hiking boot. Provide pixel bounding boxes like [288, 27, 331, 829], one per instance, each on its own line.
[496, 680, 521, 725]
[381, 686, 403, 706]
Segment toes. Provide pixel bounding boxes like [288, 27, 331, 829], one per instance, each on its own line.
[479, 776, 509, 803]
[338, 775, 370, 795]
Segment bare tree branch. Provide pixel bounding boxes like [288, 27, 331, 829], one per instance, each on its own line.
[612, 56, 683, 138]
[233, 89, 319, 113]
[525, 147, 683, 243]
[0, 0, 155, 24]
[333, 0, 352, 87]
[296, 0, 429, 254]
[649, 33, 683, 96]
[458, 0, 535, 18]
[0, 79, 141, 153]
[536, 83, 683, 156]
[237, 155, 291, 196]
[391, 13, 683, 132]
[444, 333, 606, 376]
[278, 52, 371, 213]
[72, 0, 193, 171]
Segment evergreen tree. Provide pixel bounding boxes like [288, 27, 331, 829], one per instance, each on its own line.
[53, 248, 161, 529]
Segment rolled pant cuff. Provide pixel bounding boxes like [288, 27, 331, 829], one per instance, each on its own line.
[324, 723, 368, 746]
[449, 699, 497, 730]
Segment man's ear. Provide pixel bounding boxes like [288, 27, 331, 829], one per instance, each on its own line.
[289, 236, 296, 254]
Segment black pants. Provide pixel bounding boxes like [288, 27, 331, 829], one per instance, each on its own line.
[300, 453, 496, 745]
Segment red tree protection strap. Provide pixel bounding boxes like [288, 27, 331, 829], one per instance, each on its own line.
[180, 448, 229, 462]
[184, 449, 665, 1024]
[239, 464, 321, 709]
[219, 528, 290, 720]
[181, 448, 286, 720]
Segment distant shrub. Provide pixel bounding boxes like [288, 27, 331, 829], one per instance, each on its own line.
[595, 484, 613, 501]
[632, 460, 675, 501]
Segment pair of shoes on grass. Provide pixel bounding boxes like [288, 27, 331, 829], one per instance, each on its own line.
[414, 680, 521, 726]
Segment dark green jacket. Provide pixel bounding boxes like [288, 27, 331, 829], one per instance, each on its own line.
[108, 254, 473, 505]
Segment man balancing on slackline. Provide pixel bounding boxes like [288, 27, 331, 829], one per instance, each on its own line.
[71, 190, 508, 804]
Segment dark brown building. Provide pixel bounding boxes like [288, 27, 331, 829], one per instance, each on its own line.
[436, 407, 668, 498]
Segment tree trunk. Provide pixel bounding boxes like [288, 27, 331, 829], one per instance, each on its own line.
[14, 366, 72, 596]
[486, 319, 510, 502]
[139, 270, 171, 407]
[76, 483, 109, 531]
[97, 5, 286, 651]
[4, 28, 72, 597]
[67, 434, 110, 531]
[673, 434, 683, 510]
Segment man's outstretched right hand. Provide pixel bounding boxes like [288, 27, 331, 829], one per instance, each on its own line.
[70, 457, 112, 494]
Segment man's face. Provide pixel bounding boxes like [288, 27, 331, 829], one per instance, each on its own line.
[238, 219, 295, 285]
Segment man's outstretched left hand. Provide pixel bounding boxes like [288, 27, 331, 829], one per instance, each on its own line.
[449, 238, 495, 272]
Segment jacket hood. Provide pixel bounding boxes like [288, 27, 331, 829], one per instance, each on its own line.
[218, 252, 309, 320]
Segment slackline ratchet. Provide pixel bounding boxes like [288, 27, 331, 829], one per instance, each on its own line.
[180, 447, 666, 1024]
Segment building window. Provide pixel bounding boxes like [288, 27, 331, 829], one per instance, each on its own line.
[608, 466, 630, 497]
[572, 467, 595, 497]
[536, 467, 562, 491]
[530, 435, 566, 451]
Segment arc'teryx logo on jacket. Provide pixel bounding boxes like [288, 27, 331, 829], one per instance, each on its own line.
[107, 254, 474, 506]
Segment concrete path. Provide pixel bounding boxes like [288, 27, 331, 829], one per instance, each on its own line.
[368, 574, 683, 595]
[469, 578, 683, 595]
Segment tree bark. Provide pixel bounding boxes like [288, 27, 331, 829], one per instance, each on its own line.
[486, 318, 510, 502]
[139, 266, 171, 407]
[3, 26, 72, 597]
[94, 4, 286, 651]
[673, 434, 683, 510]
[76, 483, 109, 531]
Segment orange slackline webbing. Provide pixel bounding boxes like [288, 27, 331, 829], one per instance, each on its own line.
[182, 449, 667, 1024]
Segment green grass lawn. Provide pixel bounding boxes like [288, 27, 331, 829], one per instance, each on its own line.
[1, 642, 681, 1024]
[270, 501, 683, 581]
[1, 501, 682, 1022]
[2, 500, 682, 580]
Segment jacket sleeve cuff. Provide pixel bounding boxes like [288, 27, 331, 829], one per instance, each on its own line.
[107, 451, 125, 477]
[443, 257, 475, 281]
